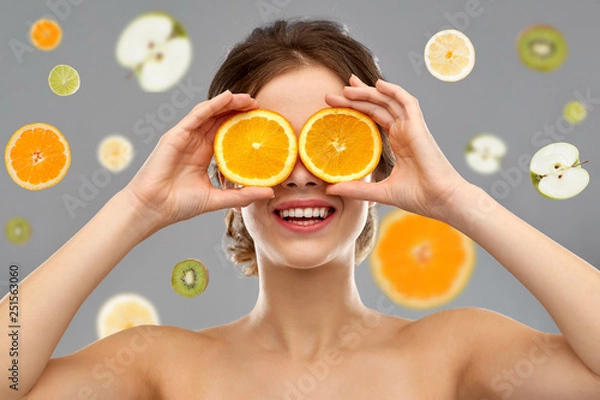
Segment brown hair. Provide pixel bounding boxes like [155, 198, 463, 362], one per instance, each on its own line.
[208, 18, 394, 276]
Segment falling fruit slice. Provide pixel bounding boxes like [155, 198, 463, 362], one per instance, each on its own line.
[370, 209, 476, 309]
[116, 11, 192, 93]
[424, 29, 475, 82]
[530, 142, 589, 200]
[214, 109, 297, 187]
[171, 258, 209, 298]
[465, 133, 507, 174]
[298, 107, 382, 183]
[97, 134, 134, 173]
[96, 293, 160, 339]
[563, 101, 587, 124]
[5, 122, 71, 190]
[48, 64, 80, 96]
[29, 18, 62, 51]
[517, 25, 568, 72]
[5, 217, 32, 245]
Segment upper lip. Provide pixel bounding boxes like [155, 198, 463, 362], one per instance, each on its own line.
[273, 199, 336, 212]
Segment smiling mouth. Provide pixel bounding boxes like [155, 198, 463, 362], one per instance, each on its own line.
[275, 207, 336, 226]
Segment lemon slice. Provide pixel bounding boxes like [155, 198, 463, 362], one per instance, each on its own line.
[97, 134, 135, 173]
[96, 293, 160, 339]
[424, 29, 475, 82]
[48, 64, 80, 96]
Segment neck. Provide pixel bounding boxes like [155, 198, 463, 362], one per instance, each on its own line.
[243, 255, 375, 361]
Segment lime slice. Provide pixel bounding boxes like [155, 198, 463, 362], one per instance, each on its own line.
[5, 217, 32, 245]
[563, 101, 587, 124]
[48, 64, 80, 96]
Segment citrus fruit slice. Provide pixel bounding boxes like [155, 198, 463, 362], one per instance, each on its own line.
[97, 134, 134, 173]
[5, 122, 71, 190]
[214, 109, 297, 187]
[48, 64, 80, 96]
[29, 18, 62, 51]
[370, 209, 476, 309]
[96, 293, 160, 339]
[424, 29, 476, 82]
[298, 107, 382, 183]
[563, 100, 587, 124]
[5, 217, 32, 245]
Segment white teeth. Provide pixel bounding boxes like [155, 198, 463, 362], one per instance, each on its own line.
[278, 207, 332, 219]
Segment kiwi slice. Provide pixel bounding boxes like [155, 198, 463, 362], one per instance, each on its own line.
[171, 258, 209, 298]
[5, 217, 32, 245]
[517, 25, 568, 72]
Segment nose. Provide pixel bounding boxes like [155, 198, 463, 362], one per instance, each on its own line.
[280, 158, 324, 188]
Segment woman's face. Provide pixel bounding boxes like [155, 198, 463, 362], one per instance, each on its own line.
[239, 65, 371, 270]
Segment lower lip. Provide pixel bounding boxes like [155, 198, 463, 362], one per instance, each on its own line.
[274, 211, 335, 233]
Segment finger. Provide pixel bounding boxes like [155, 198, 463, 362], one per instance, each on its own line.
[325, 93, 396, 128]
[343, 86, 405, 120]
[209, 186, 275, 211]
[349, 74, 369, 87]
[325, 180, 393, 206]
[375, 79, 421, 119]
[177, 91, 258, 132]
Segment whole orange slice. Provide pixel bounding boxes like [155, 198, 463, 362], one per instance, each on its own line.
[370, 209, 476, 309]
[298, 107, 381, 183]
[214, 109, 297, 187]
[29, 19, 62, 51]
[5, 122, 71, 190]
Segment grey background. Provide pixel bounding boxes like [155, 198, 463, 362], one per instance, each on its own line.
[1, 0, 598, 358]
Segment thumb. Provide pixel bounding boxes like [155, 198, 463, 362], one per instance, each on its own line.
[210, 186, 274, 210]
[325, 181, 392, 206]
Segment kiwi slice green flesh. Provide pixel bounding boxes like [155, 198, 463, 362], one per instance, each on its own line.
[517, 25, 568, 72]
[5, 217, 32, 245]
[171, 259, 209, 298]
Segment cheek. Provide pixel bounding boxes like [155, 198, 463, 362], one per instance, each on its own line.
[240, 203, 273, 241]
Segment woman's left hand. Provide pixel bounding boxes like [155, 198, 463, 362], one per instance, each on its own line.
[324, 75, 470, 221]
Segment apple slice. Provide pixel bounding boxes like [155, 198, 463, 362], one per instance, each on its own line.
[465, 133, 507, 174]
[138, 37, 192, 92]
[115, 12, 192, 93]
[530, 142, 589, 200]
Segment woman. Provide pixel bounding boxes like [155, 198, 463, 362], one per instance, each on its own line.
[3, 19, 600, 399]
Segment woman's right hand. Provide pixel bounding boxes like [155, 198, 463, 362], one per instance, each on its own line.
[122, 90, 274, 233]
